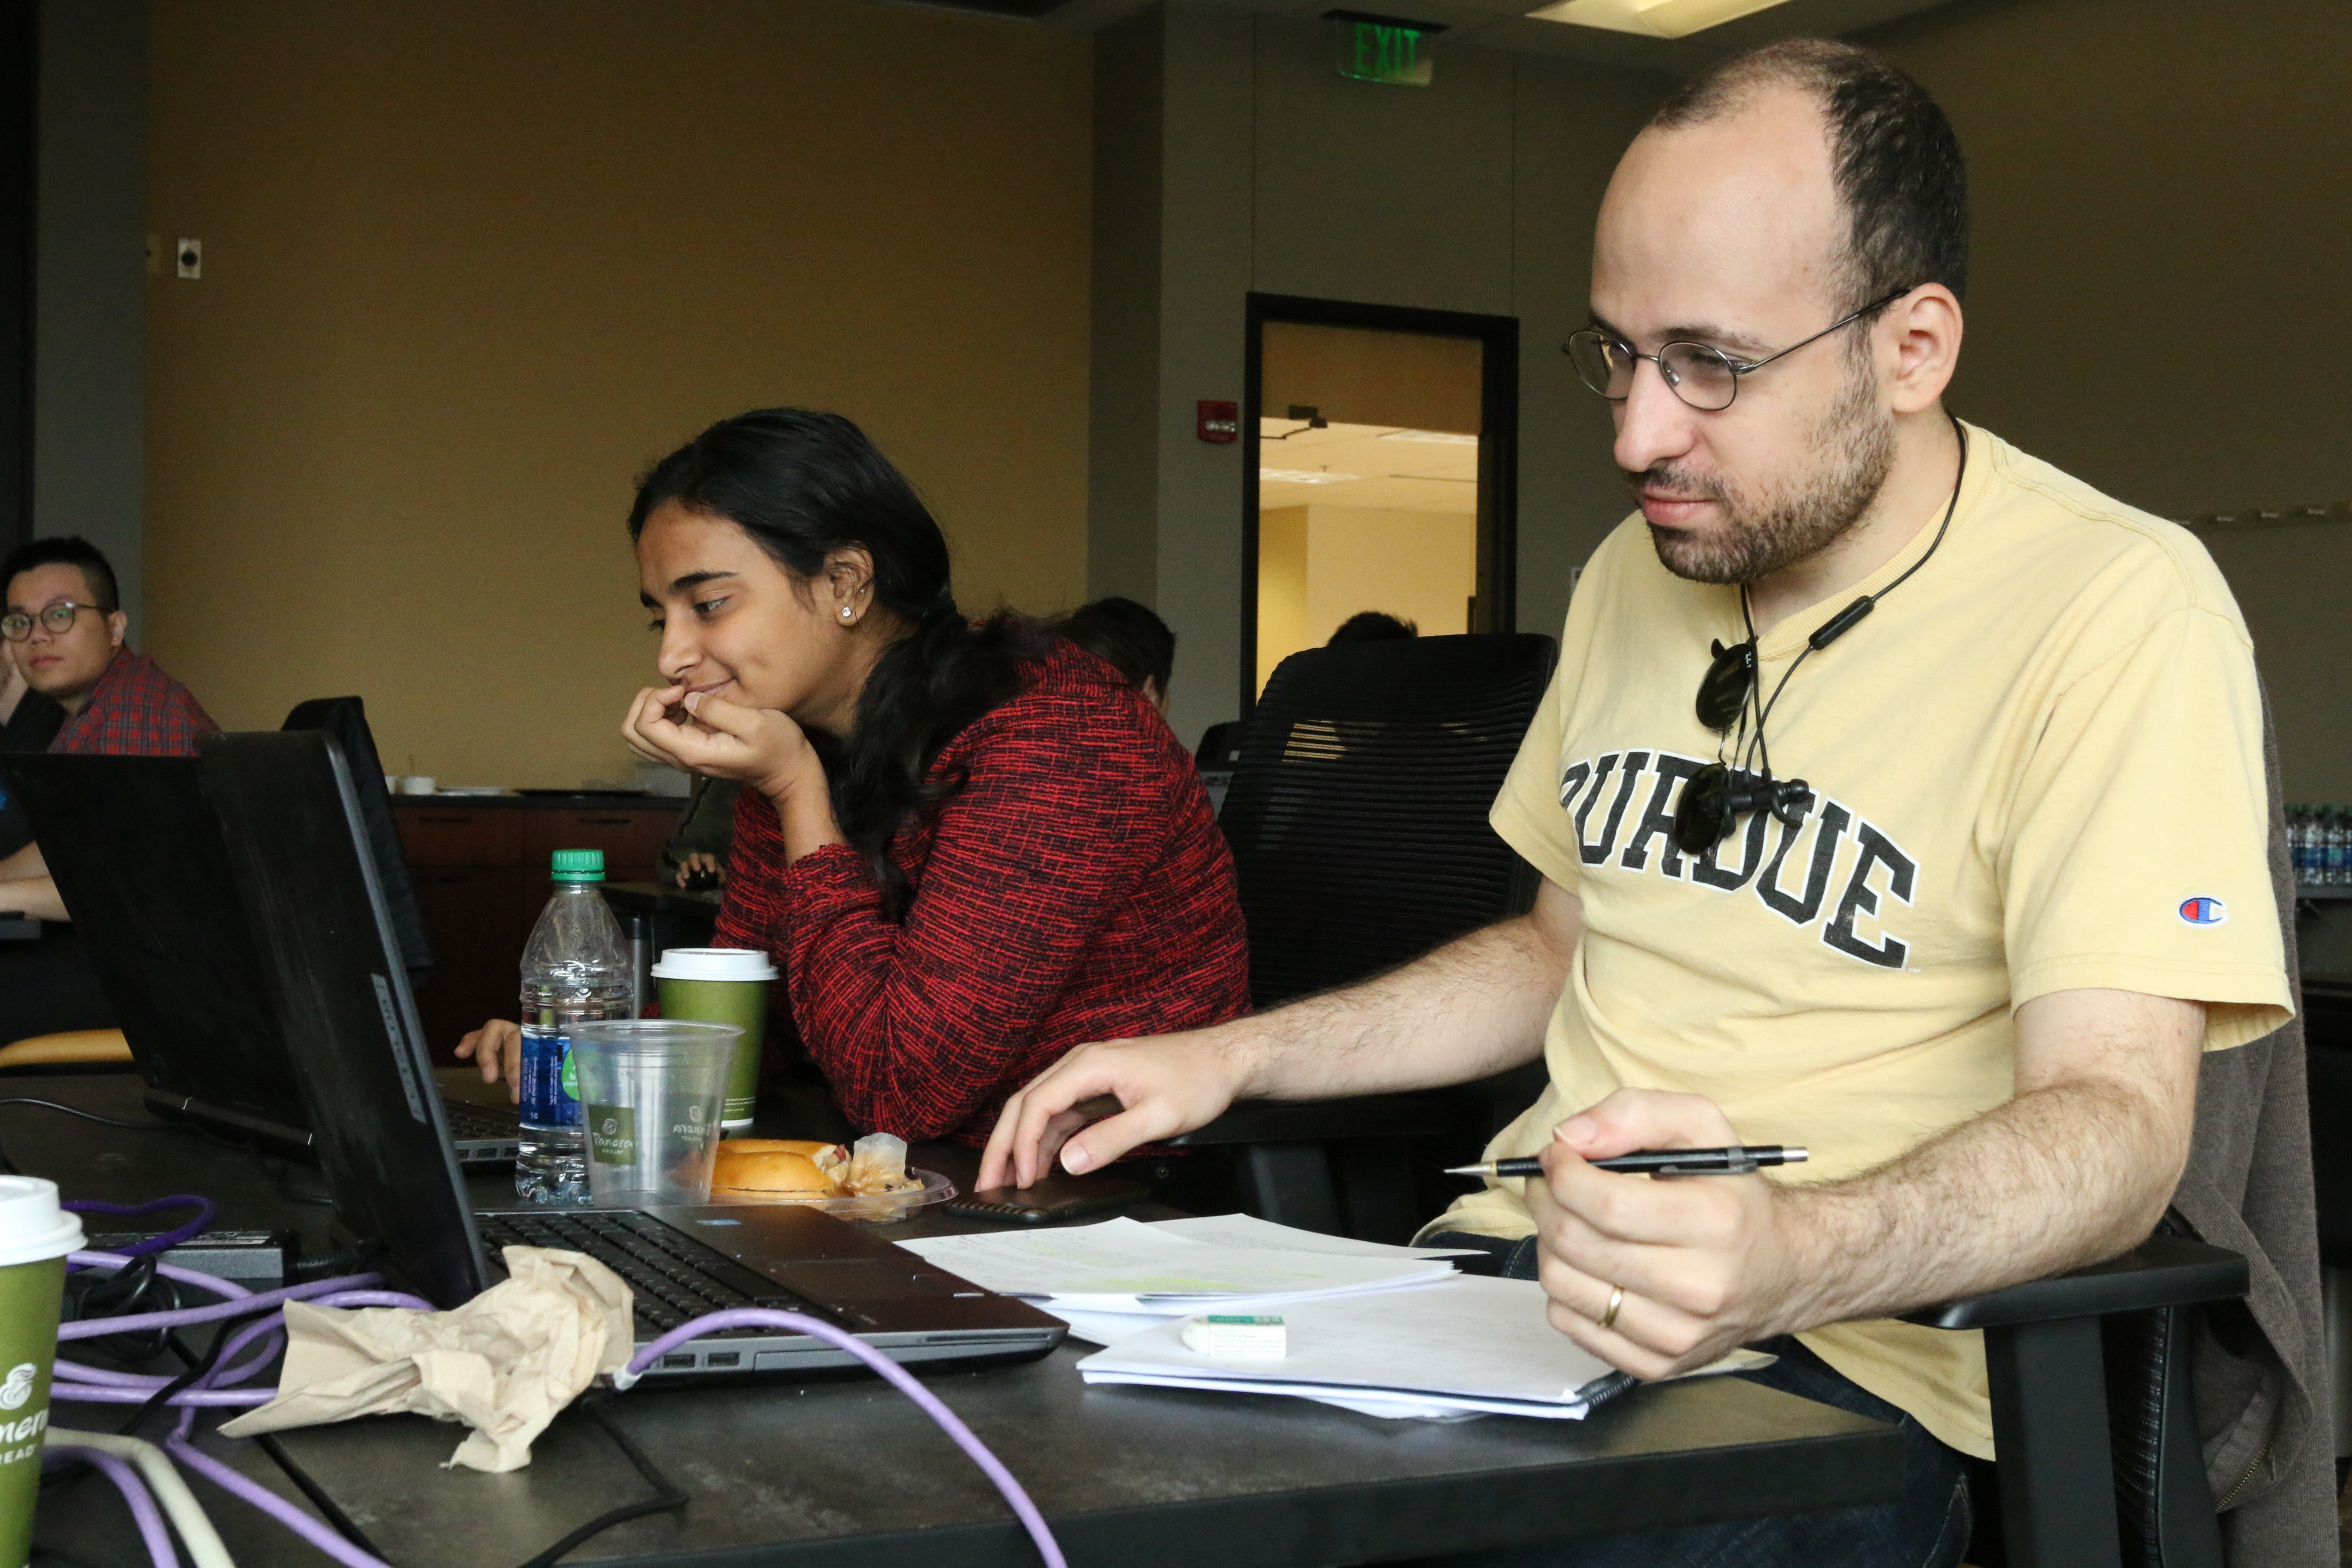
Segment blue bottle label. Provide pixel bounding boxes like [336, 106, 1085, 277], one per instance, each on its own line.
[519, 1024, 581, 1127]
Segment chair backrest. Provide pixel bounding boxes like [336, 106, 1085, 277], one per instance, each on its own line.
[1219, 634, 1556, 1009]
[280, 697, 433, 975]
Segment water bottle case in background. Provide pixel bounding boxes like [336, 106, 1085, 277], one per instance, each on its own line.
[946, 1175, 1151, 1225]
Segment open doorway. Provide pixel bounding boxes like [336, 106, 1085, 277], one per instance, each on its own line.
[1242, 294, 1519, 710]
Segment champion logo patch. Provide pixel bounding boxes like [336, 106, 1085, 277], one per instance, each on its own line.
[2179, 897, 2227, 926]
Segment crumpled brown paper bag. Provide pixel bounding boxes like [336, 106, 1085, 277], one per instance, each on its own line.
[220, 1246, 634, 1472]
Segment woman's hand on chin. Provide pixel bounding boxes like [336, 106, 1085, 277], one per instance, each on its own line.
[622, 685, 824, 802]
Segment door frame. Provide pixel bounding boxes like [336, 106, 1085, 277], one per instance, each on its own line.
[1240, 292, 1519, 717]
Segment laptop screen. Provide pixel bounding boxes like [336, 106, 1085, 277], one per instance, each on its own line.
[198, 730, 489, 1308]
[4, 753, 310, 1135]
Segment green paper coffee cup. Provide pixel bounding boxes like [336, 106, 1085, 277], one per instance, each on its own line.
[0, 1177, 84, 1568]
[654, 947, 778, 1136]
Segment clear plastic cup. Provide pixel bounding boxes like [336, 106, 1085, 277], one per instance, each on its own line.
[570, 1020, 741, 1208]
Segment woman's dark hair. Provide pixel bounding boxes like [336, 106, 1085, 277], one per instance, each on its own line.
[1053, 596, 1174, 695]
[629, 408, 1047, 918]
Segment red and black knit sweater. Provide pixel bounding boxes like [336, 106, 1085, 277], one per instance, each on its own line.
[714, 642, 1250, 1145]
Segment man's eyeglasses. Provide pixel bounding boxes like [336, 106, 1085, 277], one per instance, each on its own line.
[1563, 288, 1909, 413]
[1, 602, 104, 641]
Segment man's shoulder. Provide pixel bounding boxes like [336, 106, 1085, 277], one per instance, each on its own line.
[1971, 427, 2242, 626]
[56, 649, 219, 756]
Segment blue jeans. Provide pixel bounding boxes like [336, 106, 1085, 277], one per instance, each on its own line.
[1403, 1234, 1971, 1568]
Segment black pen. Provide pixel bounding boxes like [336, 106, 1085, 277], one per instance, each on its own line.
[1443, 1145, 1809, 1179]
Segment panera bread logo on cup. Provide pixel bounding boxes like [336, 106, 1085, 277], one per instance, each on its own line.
[0, 1409, 45, 1446]
[588, 1106, 637, 1165]
[0, 1364, 34, 1412]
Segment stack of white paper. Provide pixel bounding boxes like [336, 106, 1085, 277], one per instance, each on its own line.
[898, 1216, 1462, 1344]
[1076, 1274, 1630, 1421]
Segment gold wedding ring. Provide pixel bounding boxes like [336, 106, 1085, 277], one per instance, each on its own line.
[1601, 1283, 1625, 1330]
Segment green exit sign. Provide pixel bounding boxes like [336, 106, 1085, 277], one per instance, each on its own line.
[1326, 10, 1442, 87]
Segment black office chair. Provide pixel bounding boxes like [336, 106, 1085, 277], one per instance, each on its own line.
[1175, 634, 1558, 1240]
[1912, 1231, 2248, 1568]
[1913, 696, 2325, 1568]
[280, 697, 433, 976]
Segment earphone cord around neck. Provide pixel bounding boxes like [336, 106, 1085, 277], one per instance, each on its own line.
[1733, 413, 1969, 787]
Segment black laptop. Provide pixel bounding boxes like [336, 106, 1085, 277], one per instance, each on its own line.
[5, 753, 524, 1165]
[194, 729, 1063, 1378]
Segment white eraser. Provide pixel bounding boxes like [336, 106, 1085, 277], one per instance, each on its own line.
[1181, 1314, 1287, 1359]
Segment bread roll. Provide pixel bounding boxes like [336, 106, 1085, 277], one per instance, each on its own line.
[710, 1148, 838, 1196]
[718, 1139, 841, 1161]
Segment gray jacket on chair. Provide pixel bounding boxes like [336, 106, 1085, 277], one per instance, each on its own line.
[2180, 706, 2332, 1565]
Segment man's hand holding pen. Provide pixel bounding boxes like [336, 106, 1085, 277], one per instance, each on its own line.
[1527, 1087, 1827, 1382]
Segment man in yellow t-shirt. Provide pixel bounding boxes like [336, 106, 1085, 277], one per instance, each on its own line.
[983, 38, 2294, 1568]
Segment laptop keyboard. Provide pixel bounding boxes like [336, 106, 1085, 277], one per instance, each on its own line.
[475, 1209, 830, 1336]
[443, 1102, 518, 1141]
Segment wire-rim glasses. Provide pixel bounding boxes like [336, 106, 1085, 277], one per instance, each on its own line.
[1562, 288, 1909, 412]
[0, 601, 102, 642]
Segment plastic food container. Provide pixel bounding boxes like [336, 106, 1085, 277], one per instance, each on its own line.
[706, 1167, 958, 1224]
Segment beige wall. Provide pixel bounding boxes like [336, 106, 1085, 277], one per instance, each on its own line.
[1254, 502, 1476, 689]
[145, 0, 1093, 788]
[1865, 0, 2352, 799]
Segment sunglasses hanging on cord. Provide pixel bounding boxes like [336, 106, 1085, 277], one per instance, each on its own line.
[1669, 416, 1969, 858]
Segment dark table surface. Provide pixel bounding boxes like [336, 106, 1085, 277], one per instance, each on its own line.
[11, 1073, 1903, 1568]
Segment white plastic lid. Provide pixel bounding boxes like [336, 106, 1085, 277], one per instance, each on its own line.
[0, 1176, 84, 1268]
[652, 946, 778, 982]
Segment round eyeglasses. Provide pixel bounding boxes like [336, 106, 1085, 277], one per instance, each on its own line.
[1, 601, 102, 641]
[1562, 288, 1909, 412]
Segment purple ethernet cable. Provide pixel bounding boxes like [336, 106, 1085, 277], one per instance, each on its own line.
[43, 1443, 181, 1568]
[62, 1194, 218, 1271]
[617, 1308, 1069, 1568]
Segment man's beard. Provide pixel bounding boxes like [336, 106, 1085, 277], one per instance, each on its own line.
[1632, 365, 1897, 586]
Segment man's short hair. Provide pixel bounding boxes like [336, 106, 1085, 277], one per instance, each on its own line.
[2, 536, 120, 614]
[1328, 611, 1418, 645]
[1056, 596, 1176, 695]
[1651, 39, 1968, 311]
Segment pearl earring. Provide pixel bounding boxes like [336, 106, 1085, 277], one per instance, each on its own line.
[841, 607, 853, 620]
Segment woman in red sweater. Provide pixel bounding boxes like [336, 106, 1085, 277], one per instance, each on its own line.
[464, 409, 1247, 1145]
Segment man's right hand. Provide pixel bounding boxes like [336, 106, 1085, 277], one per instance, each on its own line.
[979, 1030, 1249, 1190]
[455, 1019, 523, 1103]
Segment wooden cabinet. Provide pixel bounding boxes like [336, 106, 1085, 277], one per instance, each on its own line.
[393, 796, 683, 1062]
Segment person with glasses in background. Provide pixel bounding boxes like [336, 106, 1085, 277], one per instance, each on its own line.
[986, 39, 2321, 1566]
[0, 536, 219, 1042]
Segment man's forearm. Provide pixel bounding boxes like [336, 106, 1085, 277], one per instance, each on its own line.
[1228, 903, 1572, 1104]
[1779, 995, 2201, 1331]
[0, 875, 67, 922]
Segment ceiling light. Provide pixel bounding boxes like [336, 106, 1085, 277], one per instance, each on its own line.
[1259, 469, 1360, 484]
[1378, 429, 1479, 445]
[1523, 0, 1790, 38]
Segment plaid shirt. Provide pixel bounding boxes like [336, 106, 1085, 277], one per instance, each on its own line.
[50, 650, 220, 758]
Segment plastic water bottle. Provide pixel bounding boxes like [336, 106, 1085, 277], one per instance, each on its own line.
[2330, 809, 2351, 888]
[2291, 806, 2317, 885]
[514, 848, 634, 1204]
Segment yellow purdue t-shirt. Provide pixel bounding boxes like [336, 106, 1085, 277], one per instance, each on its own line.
[1438, 423, 2291, 1459]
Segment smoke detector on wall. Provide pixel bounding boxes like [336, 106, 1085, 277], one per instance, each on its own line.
[1523, 0, 1791, 37]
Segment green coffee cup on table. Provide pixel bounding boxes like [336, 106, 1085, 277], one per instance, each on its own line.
[0, 1177, 84, 1568]
[653, 947, 778, 1137]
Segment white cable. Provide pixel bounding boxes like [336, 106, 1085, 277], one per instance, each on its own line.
[49, 1427, 239, 1568]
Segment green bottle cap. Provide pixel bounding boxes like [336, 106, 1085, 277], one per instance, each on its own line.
[550, 848, 605, 882]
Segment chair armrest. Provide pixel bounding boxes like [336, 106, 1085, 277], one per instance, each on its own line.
[1902, 1235, 2247, 1331]
[1171, 1094, 1456, 1146]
